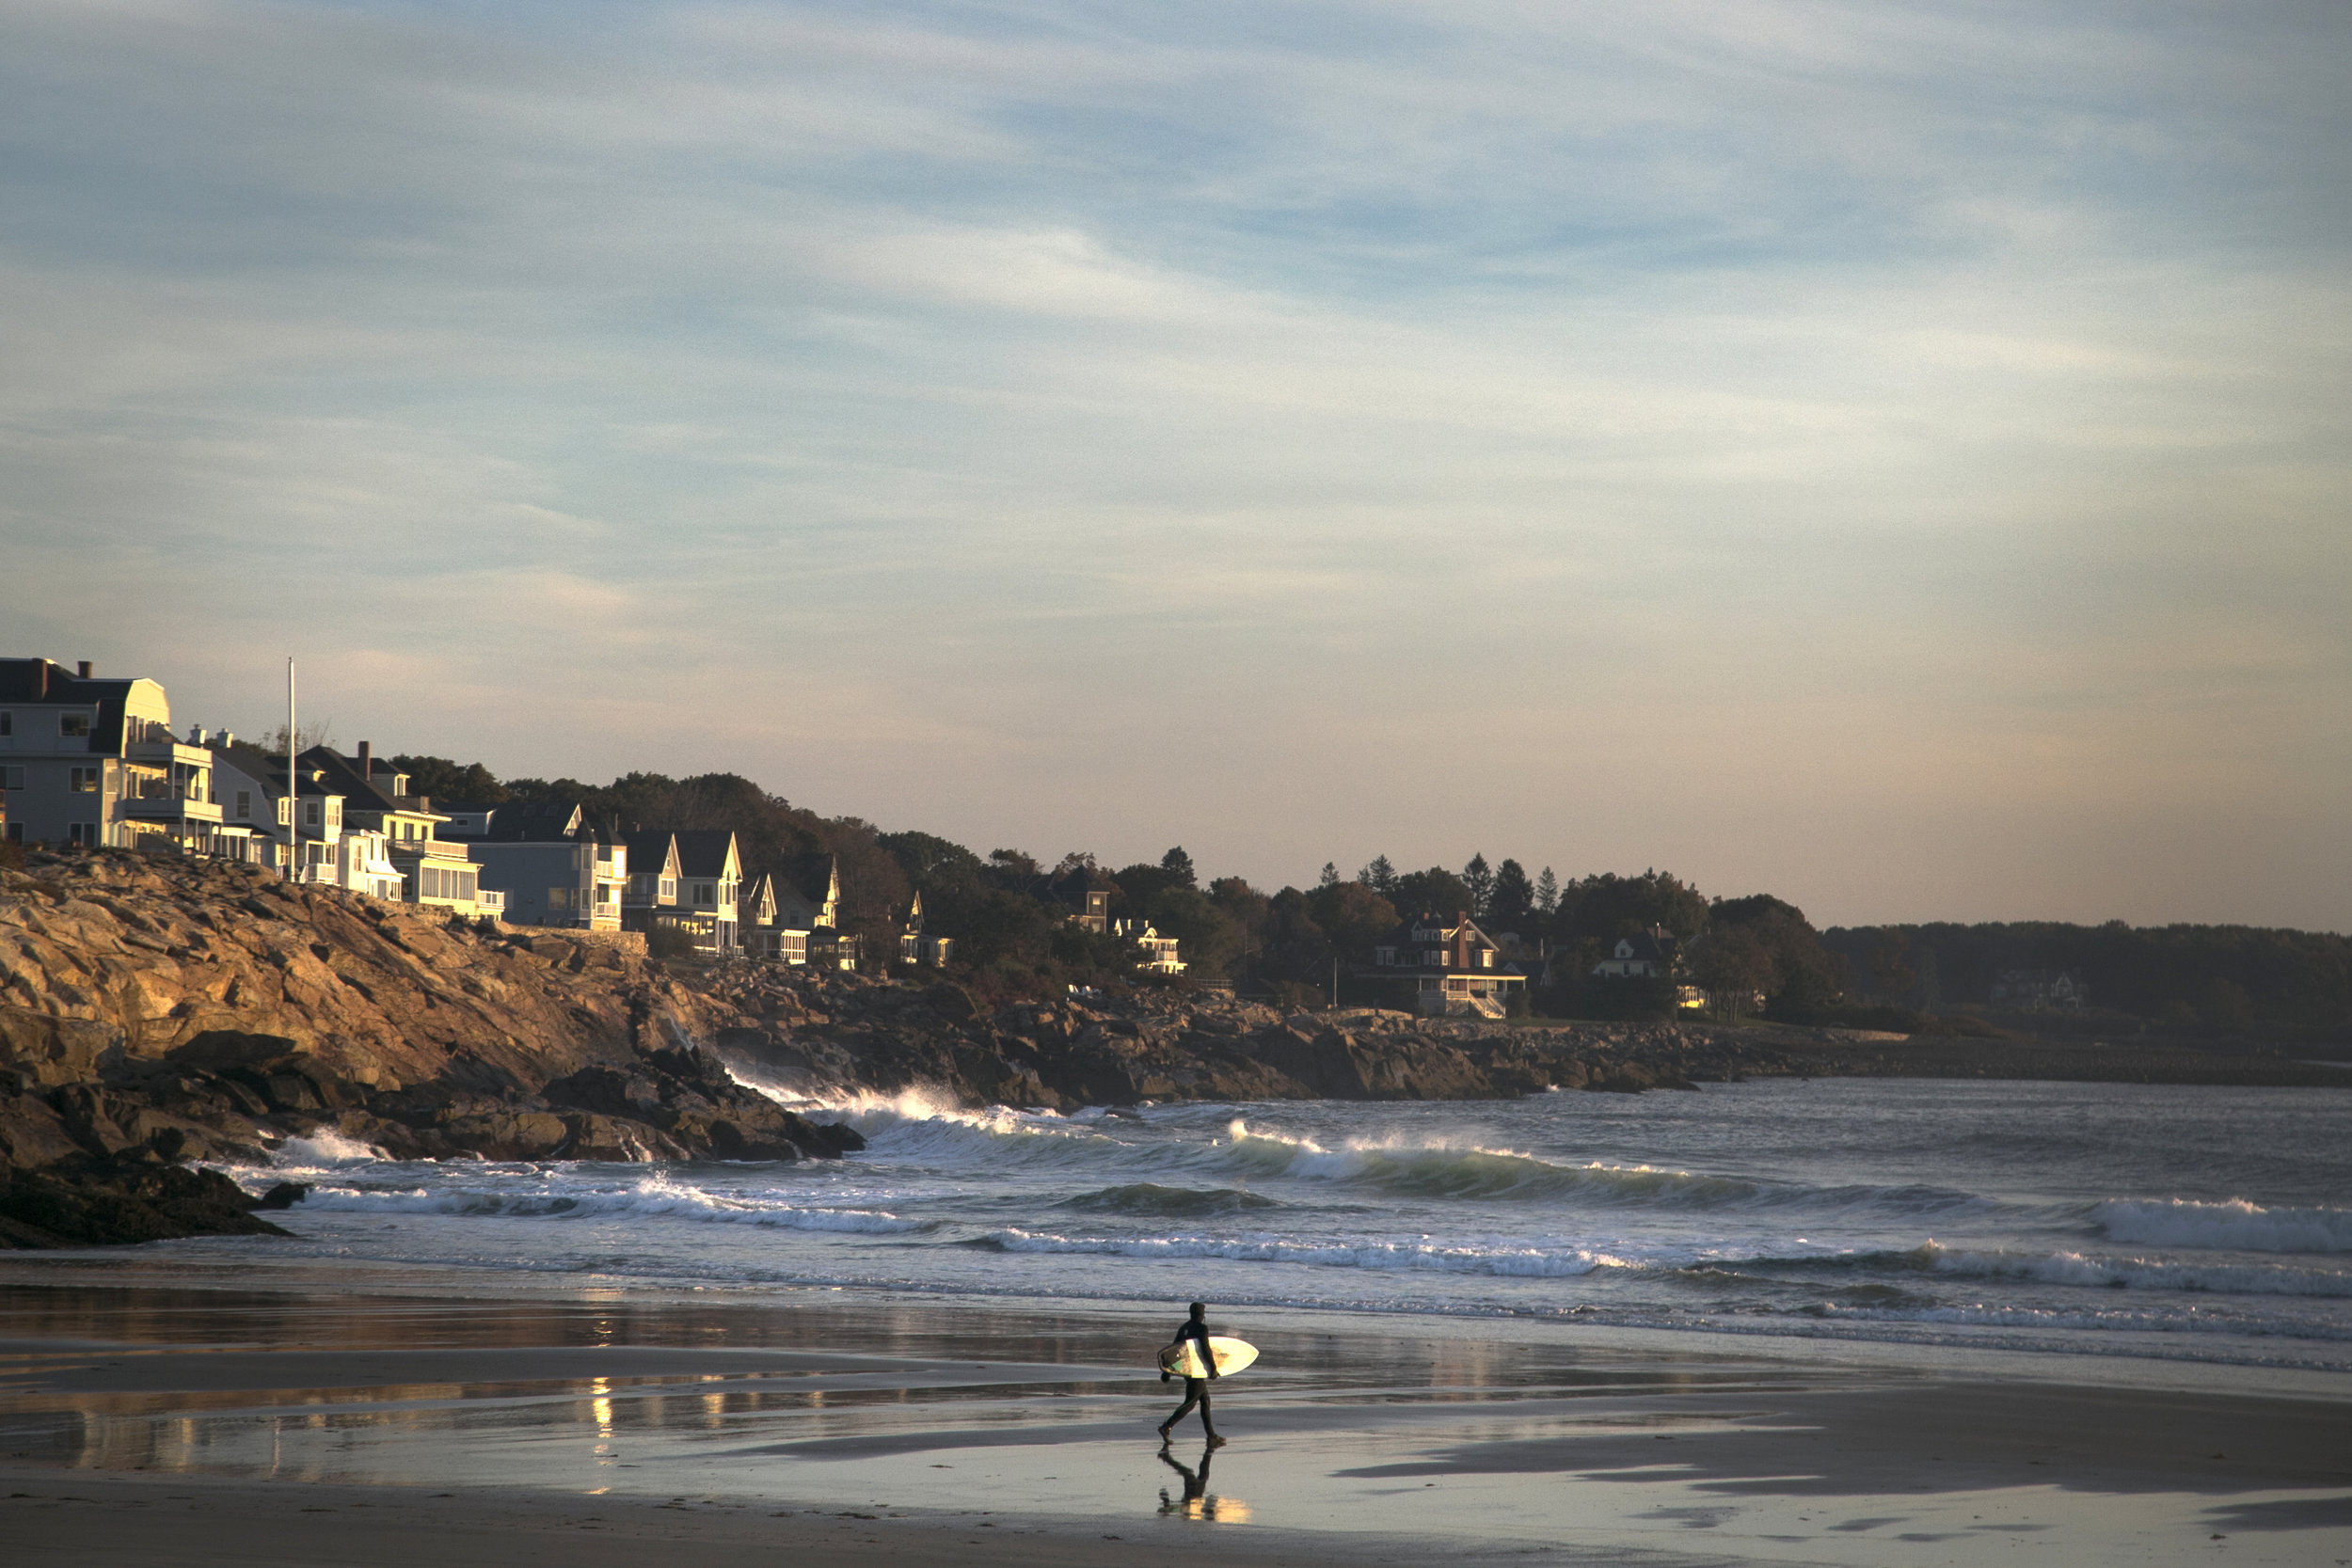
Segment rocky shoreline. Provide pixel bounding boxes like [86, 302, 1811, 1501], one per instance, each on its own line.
[3, 849, 2342, 1246]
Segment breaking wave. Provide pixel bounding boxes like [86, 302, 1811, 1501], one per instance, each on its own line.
[1062, 1183, 1280, 1217]
[1919, 1242, 2352, 1297]
[283, 1172, 932, 1234]
[2094, 1198, 2352, 1255]
[965, 1227, 1629, 1278]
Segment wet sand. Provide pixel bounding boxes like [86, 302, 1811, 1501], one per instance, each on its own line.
[3, 1275, 2350, 1566]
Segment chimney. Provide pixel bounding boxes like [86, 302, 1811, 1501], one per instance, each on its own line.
[76, 660, 91, 679]
[358, 740, 373, 775]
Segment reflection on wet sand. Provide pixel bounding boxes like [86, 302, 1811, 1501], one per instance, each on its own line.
[7, 1278, 2350, 1565]
[1157, 1441, 1249, 1523]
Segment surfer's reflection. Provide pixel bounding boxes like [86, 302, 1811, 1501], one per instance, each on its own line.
[1157, 1441, 1249, 1523]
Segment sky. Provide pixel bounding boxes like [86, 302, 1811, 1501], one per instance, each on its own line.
[3, 0, 2347, 930]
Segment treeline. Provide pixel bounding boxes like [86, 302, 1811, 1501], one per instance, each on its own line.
[386, 754, 2350, 1033]
[1821, 922, 2352, 1035]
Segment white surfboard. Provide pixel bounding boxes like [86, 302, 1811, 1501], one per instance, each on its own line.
[1158, 1335, 1258, 1380]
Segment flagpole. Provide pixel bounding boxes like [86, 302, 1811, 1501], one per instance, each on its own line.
[287, 657, 296, 883]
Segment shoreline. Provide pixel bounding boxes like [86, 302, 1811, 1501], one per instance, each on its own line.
[4, 1271, 2349, 1565]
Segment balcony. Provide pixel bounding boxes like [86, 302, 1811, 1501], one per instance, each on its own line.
[118, 795, 223, 827]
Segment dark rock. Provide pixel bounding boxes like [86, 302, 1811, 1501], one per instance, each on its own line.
[0, 1154, 292, 1248]
[256, 1181, 310, 1209]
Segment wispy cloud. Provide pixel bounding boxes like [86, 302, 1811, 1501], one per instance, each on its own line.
[2, 0, 2346, 926]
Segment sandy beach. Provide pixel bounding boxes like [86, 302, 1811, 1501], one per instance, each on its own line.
[4, 1268, 2349, 1566]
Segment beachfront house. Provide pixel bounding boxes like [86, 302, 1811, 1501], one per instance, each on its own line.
[1367, 910, 1526, 1018]
[1591, 927, 1677, 979]
[447, 800, 624, 931]
[299, 743, 487, 916]
[669, 830, 741, 955]
[0, 657, 255, 861]
[898, 891, 954, 968]
[206, 741, 403, 898]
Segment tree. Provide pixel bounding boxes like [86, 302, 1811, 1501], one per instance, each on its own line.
[387, 755, 507, 804]
[1317, 862, 1340, 889]
[1390, 865, 1473, 922]
[1160, 846, 1197, 890]
[1462, 853, 1494, 915]
[1534, 866, 1559, 915]
[1359, 855, 1397, 895]
[1692, 927, 1772, 1018]
[988, 847, 1041, 877]
[879, 831, 983, 884]
[1306, 880, 1399, 961]
[1149, 884, 1239, 979]
[1487, 859, 1534, 933]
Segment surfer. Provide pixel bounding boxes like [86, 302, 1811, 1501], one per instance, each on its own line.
[1158, 1301, 1223, 1446]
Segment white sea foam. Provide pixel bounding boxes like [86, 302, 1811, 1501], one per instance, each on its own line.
[977, 1227, 1628, 1277]
[2094, 1198, 2352, 1255]
[289, 1172, 930, 1234]
[272, 1131, 389, 1166]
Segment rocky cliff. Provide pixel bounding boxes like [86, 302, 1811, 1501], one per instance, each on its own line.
[0, 850, 859, 1244]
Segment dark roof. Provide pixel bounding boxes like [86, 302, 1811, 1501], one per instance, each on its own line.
[671, 829, 739, 879]
[1373, 912, 1499, 950]
[0, 657, 145, 752]
[1612, 931, 1672, 962]
[461, 800, 587, 842]
[296, 746, 410, 816]
[623, 829, 678, 871]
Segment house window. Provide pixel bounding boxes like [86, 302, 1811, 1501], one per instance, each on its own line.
[660, 878, 675, 901]
[549, 887, 570, 909]
[306, 801, 321, 827]
[68, 822, 99, 847]
[0, 712, 10, 736]
[3, 823, 20, 844]
[69, 766, 100, 793]
[695, 882, 713, 906]
[326, 800, 340, 828]
[60, 714, 90, 738]
[236, 790, 250, 818]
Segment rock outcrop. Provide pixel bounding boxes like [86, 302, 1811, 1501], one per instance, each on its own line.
[0, 850, 863, 1245]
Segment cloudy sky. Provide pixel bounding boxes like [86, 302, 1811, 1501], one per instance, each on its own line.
[5, 0, 2346, 928]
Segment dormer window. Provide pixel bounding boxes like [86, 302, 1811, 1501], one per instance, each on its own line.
[60, 713, 90, 738]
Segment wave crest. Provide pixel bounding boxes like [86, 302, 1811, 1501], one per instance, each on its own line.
[1062, 1183, 1279, 1217]
[286, 1173, 931, 1234]
[2095, 1198, 2352, 1255]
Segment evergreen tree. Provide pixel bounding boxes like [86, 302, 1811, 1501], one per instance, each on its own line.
[1359, 855, 1398, 895]
[1488, 858, 1534, 932]
[1535, 866, 1559, 915]
[1317, 862, 1340, 889]
[1160, 846, 1197, 889]
[1462, 853, 1494, 914]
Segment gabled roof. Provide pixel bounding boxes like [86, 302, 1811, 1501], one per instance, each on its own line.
[672, 829, 740, 880]
[623, 829, 680, 878]
[461, 800, 587, 842]
[297, 746, 441, 820]
[763, 876, 819, 930]
[1373, 911, 1501, 951]
[1613, 930, 1672, 962]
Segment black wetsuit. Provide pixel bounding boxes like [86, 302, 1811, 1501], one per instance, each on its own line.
[1161, 1317, 1218, 1437]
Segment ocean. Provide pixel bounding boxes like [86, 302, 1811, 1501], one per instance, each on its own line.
[215, 1076, 2352, 1371]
